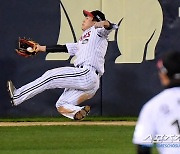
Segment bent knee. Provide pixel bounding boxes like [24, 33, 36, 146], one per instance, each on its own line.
[57, 106, 65, 114]
[77, 93, 93, 105]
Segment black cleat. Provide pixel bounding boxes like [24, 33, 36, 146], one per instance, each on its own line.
[7, 80, 16, 106]
[74, 106, 90, 120]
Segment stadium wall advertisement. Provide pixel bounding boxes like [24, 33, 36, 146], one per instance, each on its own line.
[0, 0, 180, 117]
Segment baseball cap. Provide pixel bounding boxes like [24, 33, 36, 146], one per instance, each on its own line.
[157, 51, 180, 79]
[83, 10, 106, 21]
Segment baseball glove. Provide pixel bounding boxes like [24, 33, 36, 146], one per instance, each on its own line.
[16, 38, 39, 57]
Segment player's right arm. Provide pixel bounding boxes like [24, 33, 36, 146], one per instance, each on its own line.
[94, 20, 118, 30]
[94, 21, 118, 38]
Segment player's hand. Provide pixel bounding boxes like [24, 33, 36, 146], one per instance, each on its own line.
[16, 37, 39, 58]
[94, 21, 106, 29]
[94, 20, 110, 29]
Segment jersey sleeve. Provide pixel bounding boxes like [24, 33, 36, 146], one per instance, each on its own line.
[65, 43, 78, 56]
[96, 23, 118, 38]
[133, 102, 156, 146]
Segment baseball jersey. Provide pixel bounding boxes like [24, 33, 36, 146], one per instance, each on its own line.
[133, 87, 180, 154]
[66, 26, 113, 76]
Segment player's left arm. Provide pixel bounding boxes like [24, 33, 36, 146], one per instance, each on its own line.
[37, 45, 68, 53]
[37, 43, 78, 56]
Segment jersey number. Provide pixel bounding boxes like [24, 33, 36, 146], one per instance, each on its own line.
[172, 120, 180, 134]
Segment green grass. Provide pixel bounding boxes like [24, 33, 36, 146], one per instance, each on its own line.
[0, 125, 134, 154]
[0, 125, 158, 154]
[0, 116, 137, 122]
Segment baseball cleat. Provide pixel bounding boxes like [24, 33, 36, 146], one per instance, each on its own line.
[74, 105, 90, 120]
[7, 80, 16, 106]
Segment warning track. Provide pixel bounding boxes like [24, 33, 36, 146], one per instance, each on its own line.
[0, 121, 136, 127]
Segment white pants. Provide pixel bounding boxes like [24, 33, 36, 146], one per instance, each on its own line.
[13, 66, 100, 119]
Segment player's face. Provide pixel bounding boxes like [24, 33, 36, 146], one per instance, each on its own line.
[81, 16, 96, 31]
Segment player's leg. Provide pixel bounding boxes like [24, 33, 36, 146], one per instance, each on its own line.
[56, 84, 99, 120]
[7, 80, 16, 106]
[8, 67, 95, 106]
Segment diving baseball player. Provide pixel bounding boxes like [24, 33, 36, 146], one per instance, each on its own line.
[7, 10, 118, 120]
[133, 51, 180, 154]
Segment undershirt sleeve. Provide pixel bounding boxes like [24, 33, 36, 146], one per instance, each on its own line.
[46, 45, 68, 53]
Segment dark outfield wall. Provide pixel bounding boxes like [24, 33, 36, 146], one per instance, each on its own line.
[0, 0, 180, 117]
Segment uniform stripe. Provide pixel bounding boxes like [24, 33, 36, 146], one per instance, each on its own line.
[73, 26, 110, 76]
[14, 69, 90, 100]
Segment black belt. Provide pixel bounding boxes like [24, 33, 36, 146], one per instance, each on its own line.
[77, 65, 99, 75]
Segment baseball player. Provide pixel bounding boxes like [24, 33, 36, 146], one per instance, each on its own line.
[7, 10, 118, 120]
[133, 51, 180, 154]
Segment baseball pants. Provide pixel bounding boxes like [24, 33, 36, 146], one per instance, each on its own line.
[13, 66, 100, 119]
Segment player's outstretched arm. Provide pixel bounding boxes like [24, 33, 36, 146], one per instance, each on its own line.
[37, 44, 68, 53]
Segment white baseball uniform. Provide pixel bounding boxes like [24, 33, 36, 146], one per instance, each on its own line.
[12, 25, 116, 119]
[133, 87, 180, 154]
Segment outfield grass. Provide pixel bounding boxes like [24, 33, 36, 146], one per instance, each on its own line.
[0, 116, 137, 122]
[0, 125, 158, 154]
[0, 125, 134, 154]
